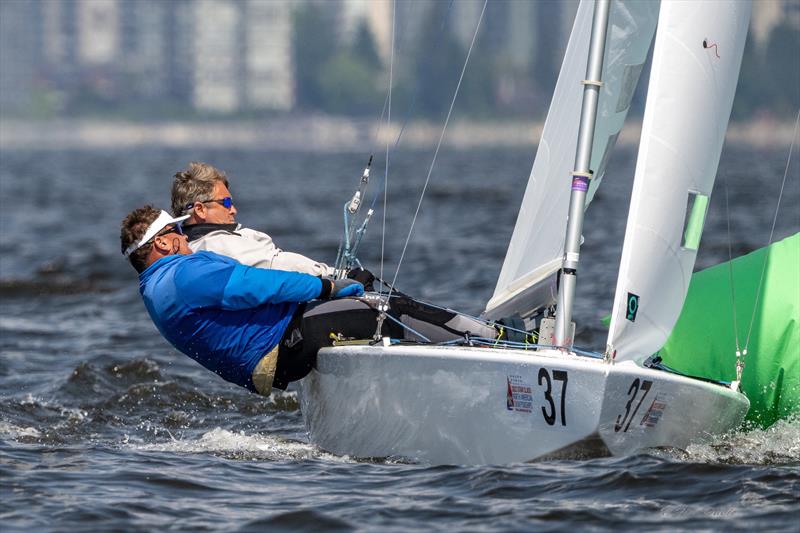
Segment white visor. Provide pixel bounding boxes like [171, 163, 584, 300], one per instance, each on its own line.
[123, 210, 190, 257]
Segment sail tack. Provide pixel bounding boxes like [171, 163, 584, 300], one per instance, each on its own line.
[606, 0, 752, 362]
[485, 0, 658, 320]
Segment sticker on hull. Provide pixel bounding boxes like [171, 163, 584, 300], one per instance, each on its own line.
[641, 397, 667, 428]
[506, 375, 533, 413]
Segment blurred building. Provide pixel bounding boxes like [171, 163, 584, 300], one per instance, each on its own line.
[0, 0, 794, 120]
[19, 0, 294, 115]
[0, 0, 40, 115]
[175, 0, 295, 113]
[191, 0, 242, 112]
[751, 0, 800, 49]
[120, 0, 170, 100]
[76, 0, 119, 66]
[245, 0, 294, 111]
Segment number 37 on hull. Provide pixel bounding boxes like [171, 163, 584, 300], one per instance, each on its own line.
[300, 345, 749, 464]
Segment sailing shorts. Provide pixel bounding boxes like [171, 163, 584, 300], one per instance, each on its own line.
[251, 344, 280, 396]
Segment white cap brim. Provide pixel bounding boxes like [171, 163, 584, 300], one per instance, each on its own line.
[124, 210, 190, 257]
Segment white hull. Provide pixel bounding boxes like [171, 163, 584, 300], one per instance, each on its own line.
[299, 346, 748, 464]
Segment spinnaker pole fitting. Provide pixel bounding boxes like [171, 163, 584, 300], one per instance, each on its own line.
[334, 156, 374, 278]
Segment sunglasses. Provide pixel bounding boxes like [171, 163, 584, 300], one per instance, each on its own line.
[185, 197, 233, 211]
[153, 223, 184, 240]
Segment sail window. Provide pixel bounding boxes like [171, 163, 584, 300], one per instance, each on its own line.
[681, 191, 709, 250]
[615, 63, 645, 113]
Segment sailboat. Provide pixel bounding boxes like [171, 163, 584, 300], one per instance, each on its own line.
[298, 0, 753, 464]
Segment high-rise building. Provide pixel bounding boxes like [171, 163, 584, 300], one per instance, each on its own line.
[76, 0, 119, 66]
[119, 0, 169, 100]
[244, 0, 294, 111]
[191, 0, 242, 113]
[0, 0, 39, 115]
[40, 0, 79, 93]
[185, 0, 295, 113]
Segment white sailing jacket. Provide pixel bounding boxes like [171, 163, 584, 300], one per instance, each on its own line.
[187, 224, 334, 277]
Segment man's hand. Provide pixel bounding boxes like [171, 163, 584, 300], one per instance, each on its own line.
[332, 279, 364, 298]
[320, 278, 364, 299]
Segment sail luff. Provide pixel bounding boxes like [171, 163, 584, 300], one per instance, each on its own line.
[606, 0, 752, 363]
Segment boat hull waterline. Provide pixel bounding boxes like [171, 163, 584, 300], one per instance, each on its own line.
[299, 345, 749, 464]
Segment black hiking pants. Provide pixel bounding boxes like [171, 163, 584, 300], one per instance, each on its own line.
[271, 295, 497, 390]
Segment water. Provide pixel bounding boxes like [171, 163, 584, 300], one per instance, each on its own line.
[1, 145, 798, 531]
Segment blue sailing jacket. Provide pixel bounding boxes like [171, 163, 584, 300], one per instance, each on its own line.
[138, 251, 322, 392]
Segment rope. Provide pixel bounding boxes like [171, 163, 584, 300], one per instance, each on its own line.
[702, 39, 720, 59]
[387, 0, 488, 298]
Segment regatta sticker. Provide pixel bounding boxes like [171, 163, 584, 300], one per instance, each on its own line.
[506, 375, 533, 413]
[626, 292, 640, 322]
[641, 397, 667, 427]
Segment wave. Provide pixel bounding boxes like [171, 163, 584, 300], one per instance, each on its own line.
[0, 421, 43, 440]
[0, 358, 303, 447]
[130, 427, 346, 462]
[0, 278, 114, 297]
[657, 416, 800, 465]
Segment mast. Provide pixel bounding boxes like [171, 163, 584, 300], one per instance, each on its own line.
[554, 0, 610, 348]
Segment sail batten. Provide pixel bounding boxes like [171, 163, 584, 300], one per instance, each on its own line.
[606, 0, 752, 363]
[485, 0, 658, 320]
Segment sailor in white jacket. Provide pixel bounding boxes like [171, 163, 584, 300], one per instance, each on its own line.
[171, 162, 333, 276]
[171, 161, 499, 342]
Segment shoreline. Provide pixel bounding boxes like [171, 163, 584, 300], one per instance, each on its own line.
[0, 116, 795, 151]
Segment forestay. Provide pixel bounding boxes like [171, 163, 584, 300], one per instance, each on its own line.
[606, 0, 751, 362]
[484, 0, 658, 320]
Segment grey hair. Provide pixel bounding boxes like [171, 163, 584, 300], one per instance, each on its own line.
[171, 162, 230, 216]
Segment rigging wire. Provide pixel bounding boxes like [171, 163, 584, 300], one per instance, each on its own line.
[379, 0, 396, 302]
[744, 109, 800, 352]
[723, 173, 742, 356]
[369, 1, 417, 145]
[367, 0, 456, 215]
[370, 290, 534, 341]
[342, 1, 457, 283]
[730, 108, 799, 383]
[386, 0, 489, 298]
[334, 3, 419, 278]
[742, 109, 799, 349]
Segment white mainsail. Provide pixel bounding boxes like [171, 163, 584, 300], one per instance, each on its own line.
[606, 0, 751, 362]
[484, 0, 658, 320]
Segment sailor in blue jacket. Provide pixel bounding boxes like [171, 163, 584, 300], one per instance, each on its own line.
[120, 205, 364, 396]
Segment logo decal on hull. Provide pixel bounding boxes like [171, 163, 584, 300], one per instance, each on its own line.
[641, 397, 667, 427]
[506, 375, 533, 413]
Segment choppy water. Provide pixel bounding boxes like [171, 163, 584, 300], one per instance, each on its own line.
[1, 145, 798, 531]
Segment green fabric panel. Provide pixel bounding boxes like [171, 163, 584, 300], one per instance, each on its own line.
[682, 193, 709, 250]
[659, 232, 800, 427]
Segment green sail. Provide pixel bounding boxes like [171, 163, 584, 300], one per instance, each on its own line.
[659, 232, 799, 428]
